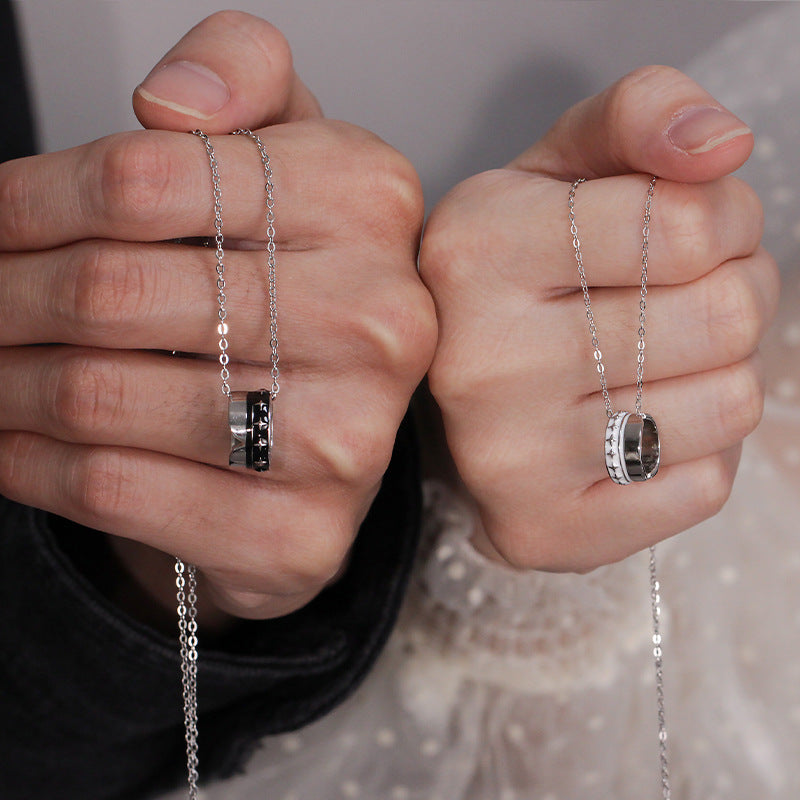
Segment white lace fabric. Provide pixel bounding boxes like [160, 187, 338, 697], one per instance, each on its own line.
[410, 481, 652, 697]
[170, 429, 800, 800]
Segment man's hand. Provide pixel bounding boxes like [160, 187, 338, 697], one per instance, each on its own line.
[0, 12, 436, 623]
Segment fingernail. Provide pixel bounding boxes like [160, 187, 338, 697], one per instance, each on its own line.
[136, 60, 230, 119]
[667, 106, 751, 155]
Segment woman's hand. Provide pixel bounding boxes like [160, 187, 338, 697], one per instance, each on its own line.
[419, 66, 778, 573]
[0, 12, 436, 622]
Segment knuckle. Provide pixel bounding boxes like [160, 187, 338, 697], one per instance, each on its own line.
[696, 454, 735, 520]
[755, 247, 781, 324]
[418, 207, 463, 291]
[370, 150, 425, 237]
[572, 560, 603, 577]
[730, 177, 764, 248]
[606, 65, 686, 130]
[332, 123, 424, 238]
[310, 528, 352, 586]
[282, 512, 354, 591]
[419, 169, 511, 291]
[0, 432, 34, 495]
[52, 351, 125, 437]
[427, 348, 484, 414]
[482, 517, 563, 572]
[211, 587, 277, 619]
[351, 283, 438, 380]
[426, 362, 461, 413]
[717, 358, 765, 442]
[213, 586, 317, 620]
[315, 412, 395, 487]
[489, 533, 536, 571]
[662, 186, 718, 271]
[706, 265, 763, 361]
[94, 133, 174, 225]
[0, 161, 33, 245]
[70, 447, 131, 521]
[69, 242, 150, 335]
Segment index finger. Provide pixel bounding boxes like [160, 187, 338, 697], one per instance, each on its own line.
[426, 169, 763, 293]
[0, 120, 382, 252]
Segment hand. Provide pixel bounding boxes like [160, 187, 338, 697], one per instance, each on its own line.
[419, 66, 778, 572]
[0, 12, 436, 623]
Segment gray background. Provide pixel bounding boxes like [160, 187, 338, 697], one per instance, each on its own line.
[13, 0, 771, 206]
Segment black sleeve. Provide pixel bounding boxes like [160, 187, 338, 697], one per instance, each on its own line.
[0, 0, 37, 161]
[0, 416, 422, 799]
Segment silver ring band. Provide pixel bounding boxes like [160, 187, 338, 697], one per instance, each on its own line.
[229, 390, 273, 472]
[605, 411, 660, 485]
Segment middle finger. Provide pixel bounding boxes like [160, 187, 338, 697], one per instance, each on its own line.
[444, 247, 777, 400]
[0, 240, 423, 376]
[549, 247, 778, 393]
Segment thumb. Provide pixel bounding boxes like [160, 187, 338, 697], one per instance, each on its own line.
[510, 65, 753, 184]
[132, 10, 322, 133]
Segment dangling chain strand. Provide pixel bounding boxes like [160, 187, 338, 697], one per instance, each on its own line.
[175, 129, 281, 795]
[570, 176, 670, 796]
[636, 179, 656, 417]
[232, 128, 280, 398]
[639, 181, 671, 800]
[176, 559, 199, 799]
[569, 180, 614, 419]
[650, 546, 671, 799]
[192, 130, 231, 397]
[569, 176, 657, 420]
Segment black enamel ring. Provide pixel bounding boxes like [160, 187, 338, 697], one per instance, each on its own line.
[229, 390, 273, 472]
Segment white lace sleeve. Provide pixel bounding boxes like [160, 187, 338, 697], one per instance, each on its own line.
[409, 481, 652, 695]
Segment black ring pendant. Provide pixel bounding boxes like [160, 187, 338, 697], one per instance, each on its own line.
[229, 390, 273, 472]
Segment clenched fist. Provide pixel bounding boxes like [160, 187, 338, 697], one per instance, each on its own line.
[420, 66, 778, 573]
[0, 12, 436, 623]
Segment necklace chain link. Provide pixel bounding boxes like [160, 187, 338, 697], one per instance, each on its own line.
[176, 130, 280, 798]
[636, 178, 656, 417]
[650, 546, 671, 799]
[232, 129, 280, 398]
[193, 130, 231, 396]
[175, 559, 199, 799]
[192, 129, 280, 398]
[569, 176, 670, 799]
[569, 176, 656, 418]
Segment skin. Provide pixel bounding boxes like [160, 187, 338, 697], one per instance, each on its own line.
[419, 65, 779, 572]
[0, 15, 779, 628]
[0, 12, 437, 627]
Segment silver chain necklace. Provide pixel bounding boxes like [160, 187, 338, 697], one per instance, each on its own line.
[173, 129, 280, 798]
[231, 128, 281, 402]
[175, 560, 199, 799]
[569, 176, 671, 798]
